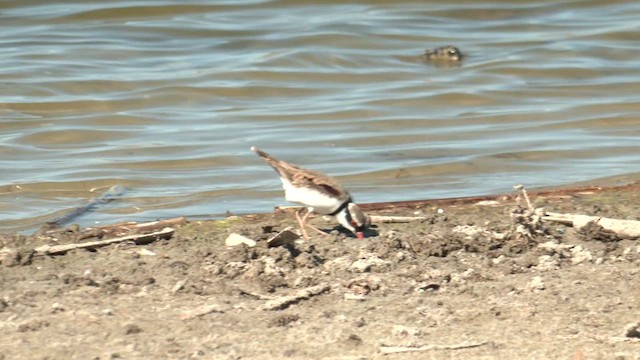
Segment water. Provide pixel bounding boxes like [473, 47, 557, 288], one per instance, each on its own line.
[1, 0, 639, 232]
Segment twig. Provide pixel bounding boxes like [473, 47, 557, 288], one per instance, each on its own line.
[379, 341, 488, 355]
[236, 287, 276, 300]
[171, 278, 188, 294]
[34, 228, 175, 256]
[370, 215, 428, 223]
[259, 283, 330, 311]
[514, 184, 533, 211]
[179, 304, 225, 320]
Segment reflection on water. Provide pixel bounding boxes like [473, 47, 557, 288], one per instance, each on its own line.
[1, 0, 640, 232]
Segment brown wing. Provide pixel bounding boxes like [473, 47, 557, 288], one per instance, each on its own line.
[290, 167, 349, 200]
[252, 146, 350, 201]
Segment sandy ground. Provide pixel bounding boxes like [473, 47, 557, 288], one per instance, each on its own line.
[1, 183, 640, 360]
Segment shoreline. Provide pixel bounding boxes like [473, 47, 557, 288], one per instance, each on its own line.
[1, 181, 639, 359]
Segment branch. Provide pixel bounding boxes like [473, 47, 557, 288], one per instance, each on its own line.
[259, 283, 330, 311]
[34, 228, 175, 256]
[543, 212, 640, 238]
[379, 341, 488, 355]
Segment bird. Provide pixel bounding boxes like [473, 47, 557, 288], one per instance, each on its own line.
[422, 45, 463, 62]
[251, 146, 369, 240]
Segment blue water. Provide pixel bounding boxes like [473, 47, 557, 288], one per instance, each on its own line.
[1, 0, 639, 232]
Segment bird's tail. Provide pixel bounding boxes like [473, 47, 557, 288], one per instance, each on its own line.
[251, 146, 289, 177]
[250, 146, 273, 160]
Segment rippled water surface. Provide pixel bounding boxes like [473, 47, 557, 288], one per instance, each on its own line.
[2, 0, 640, 232]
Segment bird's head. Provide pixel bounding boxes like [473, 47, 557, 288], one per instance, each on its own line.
[336, 203, 370, 239]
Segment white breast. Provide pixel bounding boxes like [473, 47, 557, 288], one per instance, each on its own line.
[281, 178, 342, 215]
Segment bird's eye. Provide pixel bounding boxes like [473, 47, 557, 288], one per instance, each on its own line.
[448, 49, 457, 55]
[350, 220, 358, 227]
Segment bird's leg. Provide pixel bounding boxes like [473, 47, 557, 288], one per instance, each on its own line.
[295, 209, 330, 238]
[300, 210, 330, 236]
[295, 209, 310, 240]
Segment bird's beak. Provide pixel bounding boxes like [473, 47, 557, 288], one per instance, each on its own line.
[357, 232, 364, 240]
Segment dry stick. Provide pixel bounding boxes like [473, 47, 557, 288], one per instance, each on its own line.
[514, 184, 533, 211]
[370, 215, 428, 223]
[171, 278, 188, 294]
[259, 283, 330, 311]
[543, 212, 640, 238]
[179, 304, 226, 320]
[34, 228, 175, 256]
[379, 341, 489, 355]
[236, 287, 276, 300]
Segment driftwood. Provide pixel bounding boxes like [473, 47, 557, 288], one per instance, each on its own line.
[34, 227, 175, 256]
[78, 217, 187, 239]
[259, 283, 330, 311]
[543, 212, 640, 238]
[379, 341, 489, 355]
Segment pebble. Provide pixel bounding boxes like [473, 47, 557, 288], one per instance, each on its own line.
[267, 227, 299, 248]
[344, 293, 367, 301]
[225, 233, 257, 248]
[570, 245, 593, 265]
[623, 322, 640, 338]
[124, 323, 143, 335]
[527, 276, 545, 292]
[350, 259, 372, 273]
[138, 249, 156, 256]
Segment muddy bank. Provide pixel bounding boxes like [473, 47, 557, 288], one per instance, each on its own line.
[1, 183, 639, 359]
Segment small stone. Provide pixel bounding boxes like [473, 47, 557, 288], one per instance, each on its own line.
[138, 249, 156, 256]
[344, 334, 362, 347]
[225, 233, 256, 248]
[570, 245, 593, 265]
[391, 325, 422, 337]
[267, 227, 299, 248]
[51, 303, 65, 313]
[124, 323, 143, 335]
[623, 322, 640, 338]
[0, 247, 19, 267]
[350, 259, 371, 273]
[0, 299, 8, 312]
[344, 293, 367, 301]
[527, 276, 545, 292]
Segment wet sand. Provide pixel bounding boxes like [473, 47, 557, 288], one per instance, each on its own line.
[1, 183, 639, 359]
